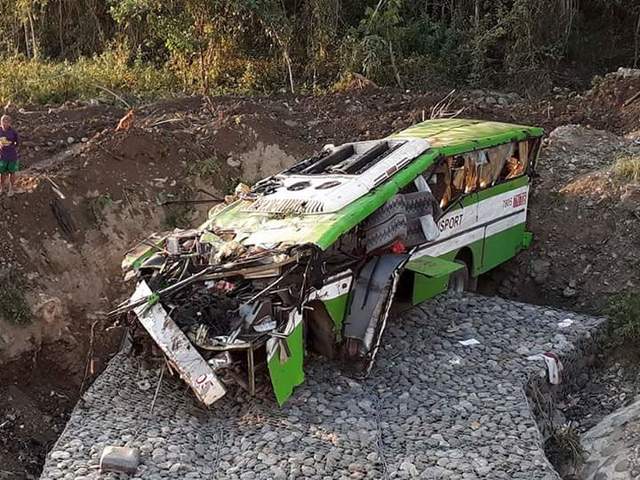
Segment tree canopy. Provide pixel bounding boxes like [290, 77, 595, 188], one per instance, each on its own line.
[0, 0, 638, 94]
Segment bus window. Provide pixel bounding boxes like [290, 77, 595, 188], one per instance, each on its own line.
[478, 143, 513, 188]
[430, 154, 479, 210]
[450, 156, 466, 196]
[528, 137, 542, 170]
[429, 163, 451, 208]
[503, 139, 541, 180]
[462, 153, 479, 193]
[501, 142, 523, 179]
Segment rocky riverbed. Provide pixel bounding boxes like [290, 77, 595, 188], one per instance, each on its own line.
[40, 293, 603, 480]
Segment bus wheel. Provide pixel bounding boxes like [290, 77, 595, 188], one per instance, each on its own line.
[448, 260, 470, 293]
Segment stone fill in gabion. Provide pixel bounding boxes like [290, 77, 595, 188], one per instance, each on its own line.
[40, 293, 602, 480]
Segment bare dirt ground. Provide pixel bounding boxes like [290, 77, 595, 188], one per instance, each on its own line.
[1, 69, 640, 479]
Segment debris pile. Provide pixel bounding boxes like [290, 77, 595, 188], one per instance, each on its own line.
[5, 71, 640, 477]
[111, 181, 333, 404]
[585, 67, 640, 133]
[119, 237, 305, 374]
[111, 124, 461, 404]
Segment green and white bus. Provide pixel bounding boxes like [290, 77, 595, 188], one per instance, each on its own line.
[123, 118, 544, 406]
[394, 119, 542, 296]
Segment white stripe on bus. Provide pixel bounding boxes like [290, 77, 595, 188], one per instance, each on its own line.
[485, 210, 527, 237]
[476, 185, 529, 224]
[412, 185, 529, 259]
[415, 226, 485, 258]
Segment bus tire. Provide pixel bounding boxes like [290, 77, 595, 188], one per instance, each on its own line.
[448, 260, 470, 293]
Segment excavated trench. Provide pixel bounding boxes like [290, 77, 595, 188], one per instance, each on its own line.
[1, 199, 630, 480]
[0, 193, 204, 478]
[535, 336, 640, 480]
[525, 320, 607, 479]
[0, 320, 124, 479]
[5, 221, 628, 480]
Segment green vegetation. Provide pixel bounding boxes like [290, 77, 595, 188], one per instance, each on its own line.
[0, 0, 638, 102]
[0, 50, 175, 105]
[187, 157, 222, 178]
[88, 193, 115, 224]
[613, 154, 640, 183]
[163, 205, 194, 229]
[606, 291, 640, 342]
[162, 188, 196, 229]
[0, 269, 32, 326]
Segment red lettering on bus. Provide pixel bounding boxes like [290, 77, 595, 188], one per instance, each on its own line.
[512, 192, 527, 208]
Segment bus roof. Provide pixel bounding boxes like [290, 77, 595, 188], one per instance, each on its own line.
[209, 118, 543, 252]
[393, 118, 543, 152]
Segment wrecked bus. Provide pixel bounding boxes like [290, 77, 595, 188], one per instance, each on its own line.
[115, 119, 543, 406]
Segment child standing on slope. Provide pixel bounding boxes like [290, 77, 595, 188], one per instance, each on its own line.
[0, 114, 19, 196]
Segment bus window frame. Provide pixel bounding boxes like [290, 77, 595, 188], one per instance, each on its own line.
[473, 137, 541, 192]
[526, 137, 542, 176]
[424, 156, 476, 220]
[424, 136, 542, 219]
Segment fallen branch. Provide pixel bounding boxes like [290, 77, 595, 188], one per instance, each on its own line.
[149, 117, 183, 128]
[623, 90, 640, 108]
[96, 143, 126, 162]
[160, 198, 223, 206]
[44, 175, 66, 200]
[93, 84, 132, 109]
[430, 89, 457, 119]
[79, 320, 99, 395]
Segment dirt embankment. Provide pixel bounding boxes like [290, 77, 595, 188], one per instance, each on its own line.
[1, 70, 640, 478]
[493, 70, 640, 313]
[0, 97, 315, 478]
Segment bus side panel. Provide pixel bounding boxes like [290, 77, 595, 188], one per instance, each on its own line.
[448, 241, 484, 278]
[412, 273, 449, 305]
[475, 177, 530, 274]
[480, 221, 527, 274]
[322, 294, 349, 339]
[308, 273, 353, 340]
[439, 242, 483, 279]
[409, 242, 483, 304]
[268, 313, 305, 406]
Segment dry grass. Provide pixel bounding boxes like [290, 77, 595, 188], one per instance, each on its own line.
[546, 423, 586, 468]
[0, 42, 288, 106]
[613, 154, 640, 183]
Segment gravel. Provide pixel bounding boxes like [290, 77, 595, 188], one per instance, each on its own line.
[40, 293, 603, 480]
